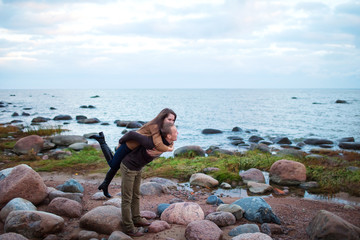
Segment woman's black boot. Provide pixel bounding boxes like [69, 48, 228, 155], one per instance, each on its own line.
[90, 132, 114, 163]
[90, 132, 105, 144]
[98, 168, 117, 198]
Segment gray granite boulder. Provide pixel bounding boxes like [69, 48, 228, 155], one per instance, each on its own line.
[0, 198, 37, 223]
[4, 210, 64, 239]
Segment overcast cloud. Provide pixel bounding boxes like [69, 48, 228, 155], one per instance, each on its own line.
[0, 0, 359, 89]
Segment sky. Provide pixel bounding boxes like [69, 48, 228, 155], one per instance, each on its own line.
[0, 0, 359, 89]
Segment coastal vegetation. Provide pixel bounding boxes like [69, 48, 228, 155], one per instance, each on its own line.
[1, 125, 360, 197]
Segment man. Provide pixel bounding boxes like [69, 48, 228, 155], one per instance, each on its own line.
[119, 122, 178, 237]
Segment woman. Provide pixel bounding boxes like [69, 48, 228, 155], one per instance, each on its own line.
[90, 108, 177, 198]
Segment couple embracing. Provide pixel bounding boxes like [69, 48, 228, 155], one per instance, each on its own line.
[90, 108, 178, 237]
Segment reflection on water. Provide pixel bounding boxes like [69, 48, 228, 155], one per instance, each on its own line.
[304, 192, 360, 206]
[178, 182, 360, 207]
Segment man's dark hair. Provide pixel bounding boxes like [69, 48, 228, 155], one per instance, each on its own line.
[161, 122, 174, 138]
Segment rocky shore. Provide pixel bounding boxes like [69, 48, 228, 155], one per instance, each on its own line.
[1, 165, 360, 240]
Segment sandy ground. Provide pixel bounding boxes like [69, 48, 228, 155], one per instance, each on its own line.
[1, 172, 360, 240]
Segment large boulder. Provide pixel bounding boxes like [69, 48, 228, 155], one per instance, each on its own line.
[80, 206, 122, 235]
[161, 202, 204, 225]
[47, 197, 83, 218]
[306, 210, 360, 240]
[4, 210, 64, 239]
[50, 135, 87, 147]
[0, 198, 37, 222]
[0, 165, 48, 208]
[269, 159, 306, 185]
[174, 145, 205, 157]
[13, 135, 44, 155]
[232, 197, 280, 224]
[239, 168, 265, 184]
[185, 220, 223, 240]
[189, 173, 219, 188]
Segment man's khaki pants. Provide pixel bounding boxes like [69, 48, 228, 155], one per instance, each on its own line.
[120, 163, 142, 232]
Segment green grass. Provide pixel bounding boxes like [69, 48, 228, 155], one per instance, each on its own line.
[33, 147, 104, 172]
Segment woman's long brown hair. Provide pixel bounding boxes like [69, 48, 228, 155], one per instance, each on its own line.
[141, 108, 177, 130]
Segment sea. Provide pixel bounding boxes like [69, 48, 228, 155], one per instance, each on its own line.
[1, 89, 359, 156]
[1, 88, 360, 205]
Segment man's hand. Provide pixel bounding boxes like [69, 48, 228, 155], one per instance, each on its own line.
[167, 146, 174, 152]
[146, 148, 162, 158]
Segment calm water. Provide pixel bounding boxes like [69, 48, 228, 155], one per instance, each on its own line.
[1, 89, 359, 154]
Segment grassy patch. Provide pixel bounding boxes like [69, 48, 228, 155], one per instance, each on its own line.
[33, 147, 105, 173]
